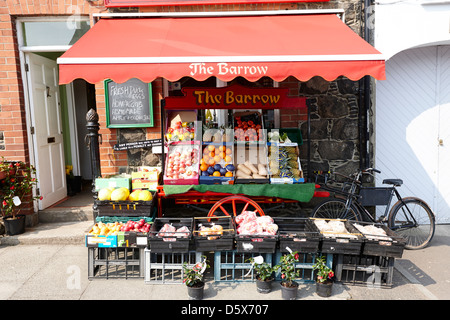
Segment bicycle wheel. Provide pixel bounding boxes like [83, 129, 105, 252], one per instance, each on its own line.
[388, 197, 435, 250]
[311, 198, 362, 220]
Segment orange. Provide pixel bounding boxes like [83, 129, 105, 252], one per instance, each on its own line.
[219, 145, 225, 152]
[208, 159, 215, 166]
[225, 171, 233, 177]
[203, 155, 210, 162]
[226, 148, 232, 155]
[213, 171, 221, 177]
[200, 163, 208, 172]
[207, 145, 215, 152]
[219, 152, 226, 159]
[225, 155, 232, 163]
[213, 155, 222, 163]
[203, 147, 210, 154]
[209, 151, 215, 158]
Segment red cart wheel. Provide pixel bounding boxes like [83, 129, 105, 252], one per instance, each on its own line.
[207, 195, 265, 218]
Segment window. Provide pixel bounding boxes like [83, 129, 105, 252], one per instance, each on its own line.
[22, 19, 90, 47]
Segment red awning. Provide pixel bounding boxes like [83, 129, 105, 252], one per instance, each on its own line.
[57, 13, 385, 84]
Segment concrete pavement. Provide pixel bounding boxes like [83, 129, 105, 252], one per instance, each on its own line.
[0, 220, 448, 301]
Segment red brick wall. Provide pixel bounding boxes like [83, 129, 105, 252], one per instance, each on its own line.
[0, 1, 103, 216]
[0, 0, 103, 163]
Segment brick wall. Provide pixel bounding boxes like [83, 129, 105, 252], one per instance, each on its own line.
[0, 0, 103, 163]
[0, 0, 103, 218]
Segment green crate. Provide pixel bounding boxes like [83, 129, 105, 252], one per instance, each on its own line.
[273, 128, 303, 145]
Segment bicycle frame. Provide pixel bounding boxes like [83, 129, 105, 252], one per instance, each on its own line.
[315, 170, 421, 227]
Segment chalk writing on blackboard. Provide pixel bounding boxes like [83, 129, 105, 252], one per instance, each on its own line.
[105, 78, 154, 128]
[113, 139, 162, 151]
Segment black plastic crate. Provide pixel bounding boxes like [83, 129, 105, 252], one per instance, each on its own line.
[350, 221, 406, 258]
[148, 218, 193, 253]
[334, 254, 395, 287]
[312, 218, 363, 255]
[193, 216, 235, 251]
[274, 217, 321, 253]
[94, 192, 156, 217]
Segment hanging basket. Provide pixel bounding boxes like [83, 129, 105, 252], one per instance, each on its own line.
[3, 214, 26, 236]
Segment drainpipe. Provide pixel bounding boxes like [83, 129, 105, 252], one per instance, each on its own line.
[359, 0, 372, 170]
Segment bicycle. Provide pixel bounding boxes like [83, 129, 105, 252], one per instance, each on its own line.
[311, 168, 435, 250]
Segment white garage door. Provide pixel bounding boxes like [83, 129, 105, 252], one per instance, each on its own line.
[375, 45, 450, 223]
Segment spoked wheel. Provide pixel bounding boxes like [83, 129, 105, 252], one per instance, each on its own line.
[207, 195, 265, 217]
[388, 197, 435, 250]
[311, 198, 362, 221]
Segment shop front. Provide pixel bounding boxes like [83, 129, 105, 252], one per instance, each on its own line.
[56, 9, 407, 293]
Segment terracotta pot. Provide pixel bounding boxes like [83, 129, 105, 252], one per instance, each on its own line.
[0, 171, 6, 180]
[316, 280, 333, 297]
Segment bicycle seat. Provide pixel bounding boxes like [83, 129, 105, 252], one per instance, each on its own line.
[383, 179, 403, 186]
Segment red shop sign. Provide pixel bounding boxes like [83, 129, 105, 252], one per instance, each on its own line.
[163, 85, 306, 110]
[105, 0, 328, 7]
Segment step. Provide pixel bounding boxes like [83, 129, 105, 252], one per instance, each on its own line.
[38, 206, 94, 223]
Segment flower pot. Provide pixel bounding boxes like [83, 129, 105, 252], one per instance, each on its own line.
[187, 282, 205, 300]
[3, 214, 26, 236]
[280, 281, 298, 300]
[256, 277, 273, 294]
[316, 280, 333, 297]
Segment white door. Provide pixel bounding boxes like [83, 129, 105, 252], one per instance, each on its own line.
[376, 46, 450, 223]
[26, 53, 66, 209]
[437, 46, 450, 222]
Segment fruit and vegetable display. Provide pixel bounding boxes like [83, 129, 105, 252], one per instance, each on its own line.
[313, 219, 359, 239]
[235, 211, 278, 236]
[165, 120, 196, 142]
[88, 219, 152, 236]
[157, 223, 191, 241]
[199, 144, 235, 178]
[164, 144, 200, 183]
[235, 161, 268, 179]
[268, 144, 302, 179]
[97, 187, 153, 202]
[234, 114, 264, 142]
[197, 223, 224, 240]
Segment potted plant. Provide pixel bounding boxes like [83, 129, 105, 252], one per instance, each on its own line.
[274, 250, 300, 300]
[0, 158, 41, 235]
[312, 255, 334, 297]
[247, 256, 274, 294]
[182, 256, 210, 300]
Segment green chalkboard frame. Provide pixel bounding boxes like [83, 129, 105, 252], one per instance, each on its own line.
[104, 79, 154, 128]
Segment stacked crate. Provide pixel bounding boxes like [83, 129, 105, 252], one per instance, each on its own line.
[333, 221, 406, 287]
[87, 175, 157, 279]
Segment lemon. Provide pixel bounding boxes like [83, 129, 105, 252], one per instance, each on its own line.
[110, 187, 130, 201]
[138, 190, 153, 201]
[98, 188, 112, 201]
[128, 190, 141, 201]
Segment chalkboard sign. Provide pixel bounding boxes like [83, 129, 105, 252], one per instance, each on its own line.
[105, 78, 154, 128]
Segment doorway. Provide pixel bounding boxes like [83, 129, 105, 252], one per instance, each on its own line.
[17, 17, 94, 210]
